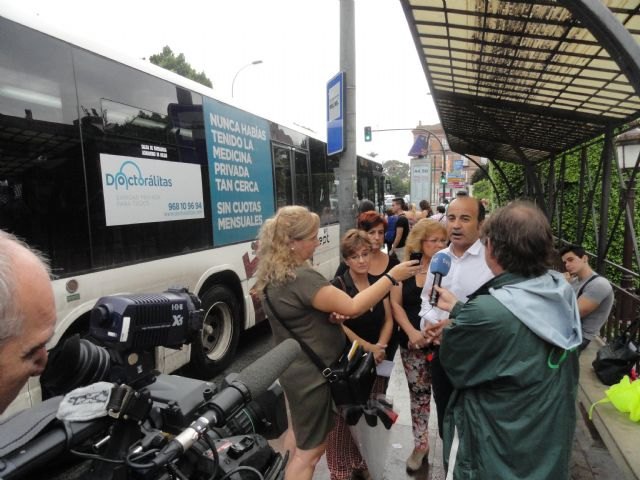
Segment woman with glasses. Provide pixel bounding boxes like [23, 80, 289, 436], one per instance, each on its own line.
[390, 218, 447, 472]
[254, 207, 419, 480]
[336, 211, 401, 364]
[326, 229, 394, 480]
[336, 211, 400, 281]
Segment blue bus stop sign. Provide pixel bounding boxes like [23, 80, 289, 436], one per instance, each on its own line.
[327, 72, 345, 156]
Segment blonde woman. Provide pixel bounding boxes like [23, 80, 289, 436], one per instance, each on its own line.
[390, 218, 447, 472]
[255, 206, 419, 480]
[406, 202, 419, 229]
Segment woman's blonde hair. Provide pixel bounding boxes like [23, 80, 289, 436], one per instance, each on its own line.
[254, 206, 320, 293]
[403, 218, 447, 261]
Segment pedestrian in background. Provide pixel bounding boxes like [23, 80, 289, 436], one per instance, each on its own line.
[384, 208, 397, 253]
[406, 203, 420, 229]
[358, 198, 376, 214]
[389, 197, 409, 260]
[419, 199, 433, 219]
[430, 204, 446, 222]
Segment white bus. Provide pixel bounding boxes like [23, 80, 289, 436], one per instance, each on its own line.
[0, 8, 386, 415]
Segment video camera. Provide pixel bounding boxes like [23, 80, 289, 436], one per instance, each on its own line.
[0, 288, 300, 480]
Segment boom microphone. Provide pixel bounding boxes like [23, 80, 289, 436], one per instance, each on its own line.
[237, 338, 301, 395]
[429, 251, 452, 306]
[151, 338, 301, 468]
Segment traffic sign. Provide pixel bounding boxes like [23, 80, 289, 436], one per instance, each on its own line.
[327, 72, 345, 156]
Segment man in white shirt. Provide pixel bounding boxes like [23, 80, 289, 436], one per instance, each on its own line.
[417, 196, 494, 437]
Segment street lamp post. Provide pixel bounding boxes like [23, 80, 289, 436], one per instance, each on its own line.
[231, 60, 263, 98]
[615, 128, 640, 324]
[414, 128, 447, 204]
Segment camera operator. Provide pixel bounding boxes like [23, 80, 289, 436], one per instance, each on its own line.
[0, 230, 55, 414]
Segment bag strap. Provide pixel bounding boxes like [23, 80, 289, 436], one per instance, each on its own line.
[577, 274, 599, 298]
[264, 289, 336, 380]
[334, 275, 346, 291]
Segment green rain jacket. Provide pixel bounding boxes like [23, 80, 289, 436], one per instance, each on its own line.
[441, 271, 581, 480]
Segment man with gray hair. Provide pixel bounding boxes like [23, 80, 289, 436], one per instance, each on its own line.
[0, 230, 56, 414]
[434, 201, 581, 479]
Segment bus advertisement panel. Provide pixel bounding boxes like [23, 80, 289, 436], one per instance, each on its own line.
[99, 154, 205, 226]
[204, 98, 274, 246]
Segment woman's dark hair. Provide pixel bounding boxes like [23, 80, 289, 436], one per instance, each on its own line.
[357, 211, 387, 232]
[419, 200, 433, 215]
[358, 199, 375, 214]
[481, 201, 553, 277]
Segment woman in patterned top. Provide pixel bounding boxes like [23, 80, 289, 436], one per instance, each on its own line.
[390, 218, 447, 472]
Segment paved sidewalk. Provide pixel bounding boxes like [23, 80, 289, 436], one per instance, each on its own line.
[310, 351, 622, 480]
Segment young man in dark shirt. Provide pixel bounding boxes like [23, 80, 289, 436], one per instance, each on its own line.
[390, 197, 409, 260]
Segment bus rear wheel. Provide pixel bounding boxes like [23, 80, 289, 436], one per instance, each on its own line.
[188, 285, 240, 379]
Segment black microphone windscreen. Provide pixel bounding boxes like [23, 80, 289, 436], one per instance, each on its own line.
[236, 338, 301, 398]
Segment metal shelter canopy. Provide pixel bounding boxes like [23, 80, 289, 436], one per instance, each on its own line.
[400, 0, 640, 165]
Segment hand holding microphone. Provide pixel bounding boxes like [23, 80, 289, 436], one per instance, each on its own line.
[428, 252, 452, 306]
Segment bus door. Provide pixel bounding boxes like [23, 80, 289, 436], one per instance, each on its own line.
[272, 143, 310, 209]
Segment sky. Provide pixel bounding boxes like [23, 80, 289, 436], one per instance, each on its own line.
[1, 0, 439, 163]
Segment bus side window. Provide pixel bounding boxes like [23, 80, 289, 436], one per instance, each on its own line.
[273, 145, 292, 209]
[294, 150, 310, 208]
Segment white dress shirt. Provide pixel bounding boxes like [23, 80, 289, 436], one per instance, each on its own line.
[419, 239, 494, 329]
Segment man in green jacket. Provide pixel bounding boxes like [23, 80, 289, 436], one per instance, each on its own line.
[434, 201, 581, 480]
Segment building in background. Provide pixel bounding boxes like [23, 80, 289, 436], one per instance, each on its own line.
[408, 122, 484, 205]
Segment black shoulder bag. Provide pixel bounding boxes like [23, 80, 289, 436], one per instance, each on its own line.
[264, 289, 376, 406]
[592, 321, 640, 385]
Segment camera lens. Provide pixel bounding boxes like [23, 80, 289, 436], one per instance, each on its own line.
[41, 335, 111, 397]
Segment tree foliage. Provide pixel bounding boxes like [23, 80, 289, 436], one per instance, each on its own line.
[470, 178, 492, 205]
[485, 136, 639, 286]
[149, 46, 213, 88]
[383, 160, 410, 196]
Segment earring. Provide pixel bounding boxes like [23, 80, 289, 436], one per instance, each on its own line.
[291, 246, 295, 251]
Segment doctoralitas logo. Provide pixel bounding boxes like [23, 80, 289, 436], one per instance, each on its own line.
[104, 160, 173, 190]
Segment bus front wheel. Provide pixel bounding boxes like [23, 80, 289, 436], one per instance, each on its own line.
[188, 285, 240, 379]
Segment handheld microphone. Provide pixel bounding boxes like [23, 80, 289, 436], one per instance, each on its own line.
[429, 251, 452, 306]
[152, 338, 301, 467]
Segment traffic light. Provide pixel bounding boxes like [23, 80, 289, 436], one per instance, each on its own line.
[364, 126, 372, 142]
[440, 171, 447, 184]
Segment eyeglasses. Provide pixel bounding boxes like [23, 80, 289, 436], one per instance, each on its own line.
[347, 252, 371, 262]
[423, 238, 447, 244]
